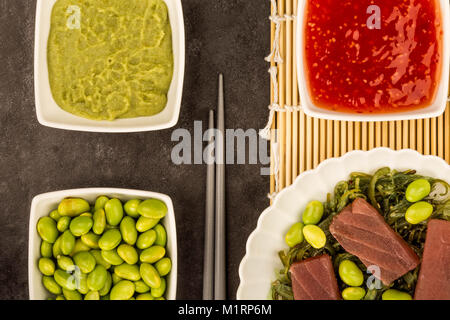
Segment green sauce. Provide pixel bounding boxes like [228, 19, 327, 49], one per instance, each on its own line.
[48, 0, 174, 120]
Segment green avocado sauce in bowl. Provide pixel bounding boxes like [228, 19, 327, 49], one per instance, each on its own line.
[47, 0, 174, 121]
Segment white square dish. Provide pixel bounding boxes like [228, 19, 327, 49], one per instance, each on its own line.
[295, 0, 450, 121]
[34, 0, 185, 132]
[28, 188, 177, 300]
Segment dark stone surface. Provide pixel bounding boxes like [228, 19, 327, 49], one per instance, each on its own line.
[0, 0, 270, 299]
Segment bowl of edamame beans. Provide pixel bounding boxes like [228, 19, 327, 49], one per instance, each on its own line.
[28, 188, 177, 300]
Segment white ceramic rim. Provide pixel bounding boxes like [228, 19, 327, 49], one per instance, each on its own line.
[34, 0, 185, 132]
[28, 188, 178, 300]
[237, 148, 450, 300]
[295, 0, 450, 122]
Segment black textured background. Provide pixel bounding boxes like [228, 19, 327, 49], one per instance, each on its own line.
[0, 0, 270, 299]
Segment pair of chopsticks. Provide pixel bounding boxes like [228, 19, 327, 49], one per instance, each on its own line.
[203, 74, 226, 300]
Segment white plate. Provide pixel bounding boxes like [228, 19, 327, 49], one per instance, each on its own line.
[28, 188, 177, 300]
[34, 0, 185, 132]
[296, 0, 450, 121]
[237, 148, 450, 300]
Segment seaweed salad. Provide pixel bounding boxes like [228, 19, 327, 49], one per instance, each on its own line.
[271, 167, 450, 300]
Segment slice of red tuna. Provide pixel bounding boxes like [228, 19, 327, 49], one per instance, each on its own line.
[329, 198, 420, 285]
[290, 254, 341, 300]
[414, 219, 450, 300]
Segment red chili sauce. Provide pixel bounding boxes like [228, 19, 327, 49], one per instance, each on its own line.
[304, 0, 442, 114]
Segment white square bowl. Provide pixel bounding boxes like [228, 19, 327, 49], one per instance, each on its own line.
[296, 0, 450, 121]
[34, 0, 185, 132]
[28, 188, 177, 300]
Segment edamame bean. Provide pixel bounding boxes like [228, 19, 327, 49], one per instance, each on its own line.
[58, 198, 90, 217]
[405, 201, 433, 224]
[38, 258, 55, 276]
[120, 216, 138, 245]
[105, 198, 124, 226]
[57, 255, 74, 271]
[110, 280, 135, 300]
[99, 272, 112, 296]
[342, 287, 366, 300]
[339, 260, 364, 287]
[69, 216, 93, 237]
[91, 250, 111, 269]
[49, 210, 61, 221]
[155, 258, 172, 276]
[87, 265, 108, 291]
[54, 269, 77, 290]
[136, 216, 159, 233]
[52, 236, 63, 258]
[136, 230, 157, 250]
[114, 263, 141, 281]
[382, 289, 412, 300]
[136, 293, 154, 300]
[302, 225, 326, 249]
[140, 263, 161, 289]
[150, 278, 166, 298]
[62, 288, 82, 300]
[124, 199, 141, 218]
[42, 276, 62, 295]
[55, 295, 65, 300]
[285, 222, 304, 247]
[134, 280, 150, 293]
[406, 179, 431, 202]
[112, 273, 122, 285]
[70, 239, 91, 256]
[77, 272, 89, 294]
[57, 216, 71, 232]
[40, 241, 53, 258]
[117, 244, 138, 265]
[80, 212, 93, 218]
[101, 249, 124, 266]
[93, 209, 106, 235]
[81, 232, 100, 249]
[84, 291, 100, 300]
[37, 217, 59, 244]
[154, 224, 167, 247]
[98, 229, 122, 250]
[73, 251, 96, 274]
[140, 246, 166, 264]
[94, 196, 109, 211]
[137, 199, 167, 219]
[60, 230, 76, 255]
[302, 200, 324, 225]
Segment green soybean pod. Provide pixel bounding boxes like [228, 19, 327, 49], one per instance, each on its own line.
[98, 229, 122, 250]
[302, 200, 324, 225]
[154, 224, 167, 247]
[134, 280, 150, 293]
[155, 258, 172, 276]
[69, 216, 93, 237]
[42, 276, 62, 295]
[62, 288, 82, 300]
[73, 251, 96, 274]
[285, 222, 304, 247]
[54, 269, 77, 290]
[94, 196, 109, 211]
[405, 179, 431, 202]
[49, 210, 61, 221]
[120, 216, 138, 245]
[57, 216, 71, 232]
[137, 199, 167, 219]
[57, 255, 75, 271]
[52, 235, 63, 258]
[140, 263, 161, 289]
[302, 225, 326, 249]
[136, 230, 157, 250]
[38, 258, 55, 276]
[84, 290, 100, 300]
[136, 217, 160, 233]
[110, 280, 135, 300]
[93, 209, 106, 235]
[40, 241, 53, 258]
[70, 239, 91, 257]
[37, 217, 59, 244]
[88, 265, 108, 291]
[124, 199, 141, 218]
[101, 249, 124, 266]
[382, 289, 413, 300]
[99, 271, 112, 296]
[339, 260, 364, 287]
[151, 277, 166, 298]
[60, 230, 76, 255]
[405, 201, 434, 224]
[140, 246, 166, 264]
[112, 273, 122, 285]
[91, 250, 111, 269]
[114, 263, 141, 281]
[342, 287, 366, 300]
[104, 198, 124, 226]
[77, 272, 89, 294]
[136, 293, 154, 300]
[58, 198, 90, 217]
[81, 232, 100, 249]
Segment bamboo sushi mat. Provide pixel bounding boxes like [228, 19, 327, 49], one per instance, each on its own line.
[265, 0, 450, 201]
